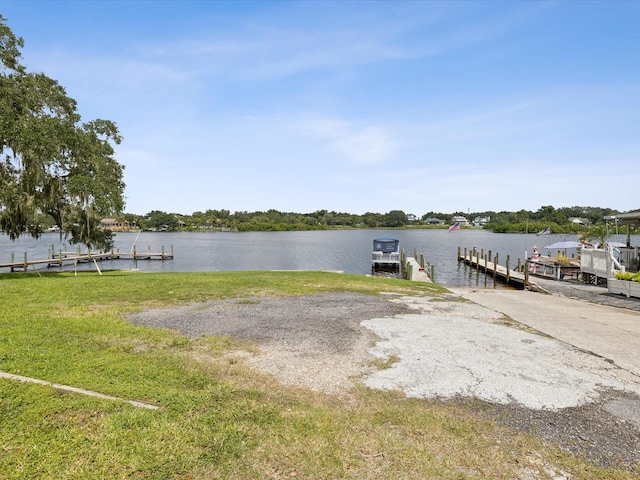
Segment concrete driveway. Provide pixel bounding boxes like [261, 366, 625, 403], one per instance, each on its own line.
[451, 287, 640, 376]
[362, 289, 640, 416]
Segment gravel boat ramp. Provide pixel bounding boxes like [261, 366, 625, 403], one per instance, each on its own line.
[128, 281, 640, 470]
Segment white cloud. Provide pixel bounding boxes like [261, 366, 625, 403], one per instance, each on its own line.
[296, 118, 396, 163]
[9, 0, 640, 216]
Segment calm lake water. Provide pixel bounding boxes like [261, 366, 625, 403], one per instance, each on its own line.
[1, 230, 635, 287]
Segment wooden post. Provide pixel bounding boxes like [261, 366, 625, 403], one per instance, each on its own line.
[430, 264, 435, 282]
[162, 245, 165, 259]
[493, 254, 498, 279]
[23, 252, 27, 270]
[506, 255, 510, 282]
[93, 258, 103, 276]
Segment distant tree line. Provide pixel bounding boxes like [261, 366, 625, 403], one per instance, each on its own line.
[115, 209, 413, 232]
[482, 205, 629, 234]
[83, 205, 637, 235]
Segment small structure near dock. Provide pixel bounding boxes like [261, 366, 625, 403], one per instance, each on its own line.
[371, 237, 401, 273]
[603, 210, 640, 274]
[580, 247, 624, 285]
[528, 255, 581, 281]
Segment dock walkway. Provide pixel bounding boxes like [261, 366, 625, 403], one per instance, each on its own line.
[457, 249, 530, 289]
[404, 256, 432, 282]
[0, 247, 173, 272]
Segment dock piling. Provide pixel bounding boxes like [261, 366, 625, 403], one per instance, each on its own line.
[457, 246, 532, 289]
[1, 245, 173, 273]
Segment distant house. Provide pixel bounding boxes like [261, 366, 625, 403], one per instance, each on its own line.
[407, 214, 418, 223]
[100, 218, 131, 231]
[425, 217, 444, 225]
[451, 215, 469, 226]
[473, 215, 491, 227]
[569, 217, 590, 226]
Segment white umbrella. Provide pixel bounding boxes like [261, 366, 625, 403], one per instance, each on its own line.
[607, 241, 625, 248]
[544, 240, 582, 258]
[544, 241, 581, 250]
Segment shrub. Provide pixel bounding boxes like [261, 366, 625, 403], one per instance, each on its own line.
[615, 272, 636, 281]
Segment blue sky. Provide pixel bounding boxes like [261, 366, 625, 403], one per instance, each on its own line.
[3, 1, 639, 216]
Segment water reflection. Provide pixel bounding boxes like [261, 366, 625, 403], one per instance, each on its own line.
[1, 230, 636, 287]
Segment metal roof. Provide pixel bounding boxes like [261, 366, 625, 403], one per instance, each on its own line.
[604, 211, 640, 225]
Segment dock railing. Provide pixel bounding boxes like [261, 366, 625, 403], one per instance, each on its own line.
[458, 247, 529, 289]
[0, 245, 174, 273]
[579, 248, 624, 285]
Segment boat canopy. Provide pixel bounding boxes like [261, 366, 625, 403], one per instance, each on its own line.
[373, 238, 399, 253]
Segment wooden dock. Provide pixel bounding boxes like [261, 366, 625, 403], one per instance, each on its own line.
[0, 245, 173, 273]
[457, 247, 533, 290]
[403, 248, 434, 283]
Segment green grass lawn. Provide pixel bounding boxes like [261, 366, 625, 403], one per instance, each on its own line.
[0, 270, 635, 479]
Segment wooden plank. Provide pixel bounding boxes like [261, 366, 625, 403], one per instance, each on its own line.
[457, 253, 528, 289]
[0, 249, 173, 271]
